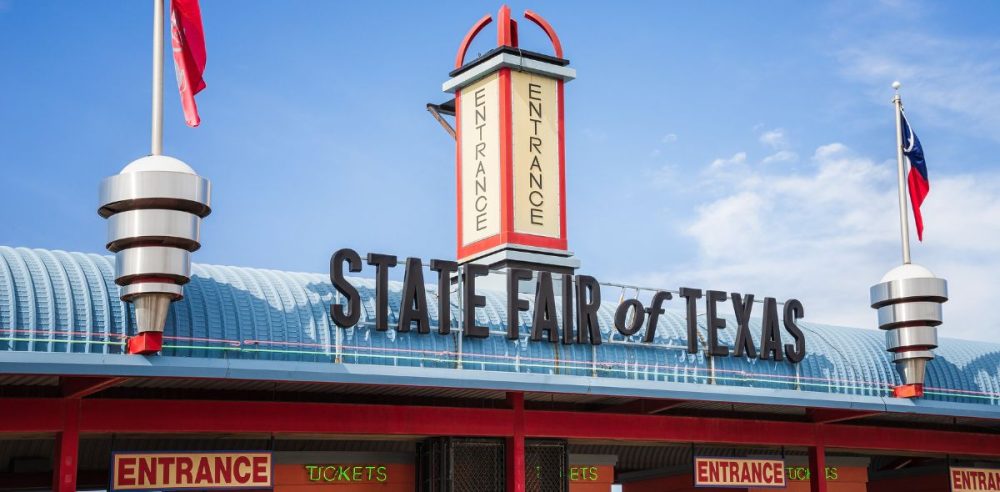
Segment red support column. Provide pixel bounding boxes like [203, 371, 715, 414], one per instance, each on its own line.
[808, 445, 827, 492]
[52, 399, 80, 492]
[506, 392, 525, 492]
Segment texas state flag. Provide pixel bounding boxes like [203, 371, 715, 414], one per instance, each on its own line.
[901, 112, 929, 241]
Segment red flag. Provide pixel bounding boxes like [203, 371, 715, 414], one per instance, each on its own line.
[170, 0, 206, 127]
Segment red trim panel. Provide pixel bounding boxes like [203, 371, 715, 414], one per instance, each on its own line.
[557, 79, 568, 246]
[499, 67, 514, 245]
[0, 398, 64, 433]
[525, 410, 1000, 456]
[455, 89, 464, 255]
[79, 399, 514, 436]
[6, 398, 1000, 457]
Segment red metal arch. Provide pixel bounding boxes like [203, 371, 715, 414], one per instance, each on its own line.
[454, 14, 493, 69]
[454, 6, 565, 69]
[523, 9, 563, 59]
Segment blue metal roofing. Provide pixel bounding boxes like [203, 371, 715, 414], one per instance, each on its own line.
[2, 246, 1000, 411]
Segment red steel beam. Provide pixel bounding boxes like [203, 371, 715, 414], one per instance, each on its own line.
[0, 398, 64, 433]
[526, 408, 818, 447]
[600, 398, 687, 415]
[78, 399, 514, 436]
[809, 446, 828, 492]
[60, 376, 127, 399]
[3, 398, 1000, 458]
[506, 392, 526, 492]
[52, 399, 79, 492]
[819, 423, 1000, 456]
[523, 409, 1000, 457]
[806, 408, 879, 424]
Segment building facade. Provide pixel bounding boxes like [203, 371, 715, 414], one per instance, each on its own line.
[3, 5, 1000, 492]
[2, 246, 1000, 491]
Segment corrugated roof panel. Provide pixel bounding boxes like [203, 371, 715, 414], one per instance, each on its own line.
[2, 247, 1000, 407]
[0, 374, 58, 386]
[568, 443, 791, 472]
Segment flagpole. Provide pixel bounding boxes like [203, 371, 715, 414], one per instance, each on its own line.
[892, 81, 912, 265]
[151, 0, 164, 156]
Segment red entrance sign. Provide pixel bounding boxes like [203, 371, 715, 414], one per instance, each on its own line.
[694, 457, 786, 488]
[111, 452, 272, 491]
[952, 467, 1000, 491]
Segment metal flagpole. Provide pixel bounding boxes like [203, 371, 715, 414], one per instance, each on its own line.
[892, 81, 912, 264]
[151, 0, 164, 156]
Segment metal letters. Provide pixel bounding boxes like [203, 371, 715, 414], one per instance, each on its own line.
[328, 248, 807, 363]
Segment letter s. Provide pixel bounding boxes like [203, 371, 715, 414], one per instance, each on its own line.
[783, 299, 806, 363]
[331, 248, 362, 327]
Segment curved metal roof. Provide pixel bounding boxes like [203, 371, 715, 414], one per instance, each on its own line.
[2, 246, 999, 408]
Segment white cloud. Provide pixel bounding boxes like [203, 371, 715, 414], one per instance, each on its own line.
[837, 30, 1000, 141]
[647, 164, 679, 189]
[662, 133, 678, 144]
[814, 142, 847, 160]
[762, 150, 798, 165]
[759, 128, 789, 149]
[627, 143, 1000, 341]
[708, 152, 747, 172]
[685, 191, 766, 259]
[704, 152, 763, 189]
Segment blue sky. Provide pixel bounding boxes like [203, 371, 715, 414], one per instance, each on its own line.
[2, 1, 999, 339]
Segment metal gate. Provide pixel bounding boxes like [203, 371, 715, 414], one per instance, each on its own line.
[417, 437, 505, 492]
[416, 437, 450, 492]
[417, 437, 568, 492]
[526, 439, 569, 492]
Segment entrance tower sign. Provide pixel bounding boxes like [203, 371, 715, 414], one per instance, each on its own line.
[444, 6, 577, 273]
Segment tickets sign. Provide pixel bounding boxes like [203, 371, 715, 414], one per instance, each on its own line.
[111, 452, 272, 491]
[952, 467, 1000, 491]
[303, 464, 389, 483]
[694, 457, 786, 488]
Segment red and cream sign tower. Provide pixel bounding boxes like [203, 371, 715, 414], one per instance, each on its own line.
[444, 6, 578, 273]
